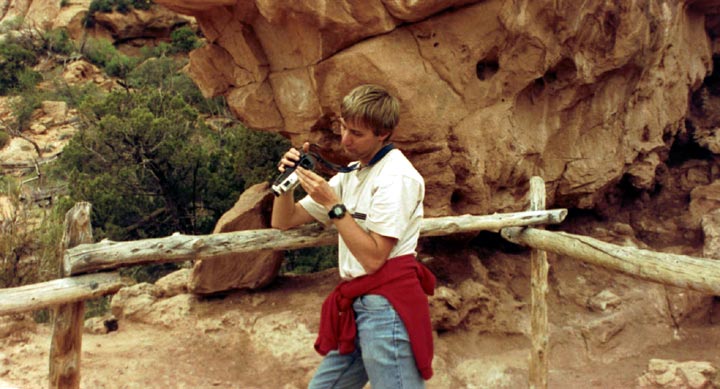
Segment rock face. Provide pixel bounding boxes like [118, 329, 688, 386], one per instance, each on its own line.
[0, 0, 193, 54]
[156, 0, 718, 218]
[188, 182, 283, 294]
[636, 359, 718, 389]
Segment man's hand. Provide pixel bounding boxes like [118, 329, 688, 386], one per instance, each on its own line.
[278, 142, 310, 173]
[296, 167, 339, 209]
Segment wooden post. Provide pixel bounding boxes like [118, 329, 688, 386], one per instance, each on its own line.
[528, 177, 548, 389]
[49, 202, 92, 388]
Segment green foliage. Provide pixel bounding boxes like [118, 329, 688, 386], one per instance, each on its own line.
[121, 263, 179, 284]
[82, 37, 139, 79]
[89, 0, 113, 13]
[7, 77, 96, 132]
[127, 57, 227, 116]
[0, 17, 23, 33]
[43, 28, 75, 55]
[85, 296, 111, 319]
[170, 26, 200, 53]
[9, 83, 43, 132]
[133, 0, 153, 10]
[88, 0, 154, 15]
[82, 37, 116, 66]
[0, 35, 41, 95]
[282, 246, 338, 274]
[0, 130, 9, 148]
[115, 0, 132, 14]
[55, 74, 290, 241]
[0, 178, 65, 289]
[105, 52, 139, 78]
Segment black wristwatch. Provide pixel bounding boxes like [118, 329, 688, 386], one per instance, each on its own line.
[328, 203, 347, 220]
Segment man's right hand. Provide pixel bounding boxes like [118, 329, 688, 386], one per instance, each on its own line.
[278, 142, 310, 172]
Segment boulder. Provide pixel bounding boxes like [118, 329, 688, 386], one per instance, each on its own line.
[637, 359, 718, 389]
[189, 182, 283, 294]
[110, 282, 196, 327]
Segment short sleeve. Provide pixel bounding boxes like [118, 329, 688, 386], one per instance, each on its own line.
[364, 174, 423, 239]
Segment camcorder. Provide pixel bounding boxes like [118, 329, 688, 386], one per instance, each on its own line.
[271, 153, 316, 196]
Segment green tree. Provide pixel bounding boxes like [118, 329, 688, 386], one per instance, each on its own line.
[55, 61, 289, 241]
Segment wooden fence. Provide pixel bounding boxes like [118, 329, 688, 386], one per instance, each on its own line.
[1, 176, 719, 388]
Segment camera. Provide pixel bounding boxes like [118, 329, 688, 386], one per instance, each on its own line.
[271, 153, 316, 196]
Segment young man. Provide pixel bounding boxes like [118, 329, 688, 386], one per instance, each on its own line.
[271, 84, 435, 388]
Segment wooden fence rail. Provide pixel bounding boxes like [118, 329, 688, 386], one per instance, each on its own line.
[501, 226, 720, 295]
[63, 209, 569, 276]
[0, 272, 123, 316]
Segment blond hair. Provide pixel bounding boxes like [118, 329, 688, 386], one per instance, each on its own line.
[340, 84, 399, 138]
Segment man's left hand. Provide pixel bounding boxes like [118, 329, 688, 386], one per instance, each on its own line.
[296, 167, 339, 209]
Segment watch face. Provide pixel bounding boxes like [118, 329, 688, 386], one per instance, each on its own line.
[329, 204, 346, 219]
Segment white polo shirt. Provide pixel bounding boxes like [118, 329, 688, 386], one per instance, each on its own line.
[299, 148, 425, 280]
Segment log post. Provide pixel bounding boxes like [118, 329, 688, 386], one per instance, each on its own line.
[49, 202, 93, 388]
[528, 177, 548, 389]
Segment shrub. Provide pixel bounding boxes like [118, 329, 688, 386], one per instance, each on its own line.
[0, 38, 40, 95]
[132, 0, 153, 10]
[0, 180, 65, 289]
[170, 26, 200, 53]
[89, 0, 113, 13]
[82, 37, 116, 67]
[104, 53, 139, 78]
[283, 246, 338, 274]
[0, 130, 9, 148]
[43, 28, 75, 55]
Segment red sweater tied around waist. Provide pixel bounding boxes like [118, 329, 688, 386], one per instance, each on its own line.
[314, 254, 436, 380]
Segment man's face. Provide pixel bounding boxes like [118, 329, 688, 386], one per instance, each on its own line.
[339, 118, 388, 164]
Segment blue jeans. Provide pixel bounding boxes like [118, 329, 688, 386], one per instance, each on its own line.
[308, 294, 425, 389]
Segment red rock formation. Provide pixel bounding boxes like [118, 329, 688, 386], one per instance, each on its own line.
[155, 0, 719, 219]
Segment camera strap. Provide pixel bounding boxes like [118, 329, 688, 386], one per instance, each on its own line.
[308, 143, 395, 173]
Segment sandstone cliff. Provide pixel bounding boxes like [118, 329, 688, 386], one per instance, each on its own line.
[156, 0, 720, 219]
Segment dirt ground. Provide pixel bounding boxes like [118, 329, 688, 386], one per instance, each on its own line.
[1, 268, 719, 389]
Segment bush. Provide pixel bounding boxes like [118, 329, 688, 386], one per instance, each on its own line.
[82, 37, 116, 67]
[55, 82, 290, 240]
[283, 246, 338, 274]
[170, 26, 200, 53]
[0, 130, 9, 148]
[0, 38, 40, 95]
[104, 53, 139, 78]
[44, 28, 75, 55]
[0, 180, 65, 289]
[132, 0, 153, 10]
[89, 0, 113, 13]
